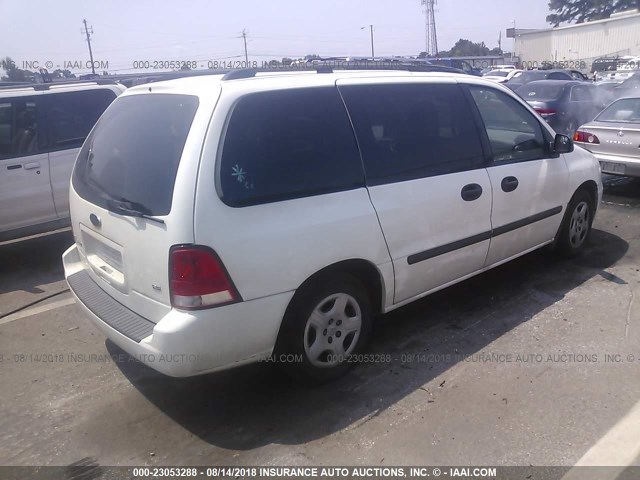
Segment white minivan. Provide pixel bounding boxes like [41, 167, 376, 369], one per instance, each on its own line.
[63, 68, 602, 382]
[0, 80, 125, 241]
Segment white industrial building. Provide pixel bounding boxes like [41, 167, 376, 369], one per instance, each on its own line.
[513, 9, 640, 70]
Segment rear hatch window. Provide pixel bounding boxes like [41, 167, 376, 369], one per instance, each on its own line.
[517, 83, 564, 101]
[596, 98, 640, 122]
[73, 94, 199, 216]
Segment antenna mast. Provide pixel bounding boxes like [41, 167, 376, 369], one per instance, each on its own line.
[421, 0, 438, 56]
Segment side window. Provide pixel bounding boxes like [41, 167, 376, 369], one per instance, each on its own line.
[339, 83, 484, 184]
[47, 89, 117, 150]
[469, 86, 546, 163]
[0, 97, 40, 159]
[219, 88, 364, 207]
[570, 85, 592, 101]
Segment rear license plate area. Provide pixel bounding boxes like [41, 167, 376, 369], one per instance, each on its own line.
[601, 161, 626, 175]
[79, 224, 126, 288]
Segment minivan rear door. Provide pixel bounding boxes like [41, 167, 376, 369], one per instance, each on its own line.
[70, 89, 217, 321]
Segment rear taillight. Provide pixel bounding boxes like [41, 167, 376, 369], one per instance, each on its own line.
[535, 108, 557, 118]
[169, 246, 241, 310]
[573, 131, 600, 144]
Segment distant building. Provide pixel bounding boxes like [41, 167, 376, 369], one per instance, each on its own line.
[511, 9, 640, 71]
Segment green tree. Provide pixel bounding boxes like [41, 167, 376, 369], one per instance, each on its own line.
[547, 0, 639, 26]
[437, 39, 493, 57]
[1, 56, 27, 81]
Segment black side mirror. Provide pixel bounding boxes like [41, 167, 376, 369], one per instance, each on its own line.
[553, 133, 574, 154]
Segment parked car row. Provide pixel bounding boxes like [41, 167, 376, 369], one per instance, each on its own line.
[515, 80, 607, 136]
[504, 69, 590, 90]
[2, 65, 637, 383]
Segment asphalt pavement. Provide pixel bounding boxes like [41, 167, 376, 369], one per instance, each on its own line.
[1, 176, 640, 468]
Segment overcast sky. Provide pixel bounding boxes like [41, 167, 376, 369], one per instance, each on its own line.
[0, 0, 551, 74]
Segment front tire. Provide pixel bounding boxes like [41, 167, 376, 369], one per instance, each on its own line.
[275, 274, 372, 383]
[555, 189, 594, 257]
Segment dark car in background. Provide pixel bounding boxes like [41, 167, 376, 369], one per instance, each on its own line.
[515, 80, 605, 136]
[428, 58, 482, 76]
[505, 69, 586, 91]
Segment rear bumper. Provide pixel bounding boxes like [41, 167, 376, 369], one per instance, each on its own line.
[591, 152, 640, 178]
[63, 244, 294, 377]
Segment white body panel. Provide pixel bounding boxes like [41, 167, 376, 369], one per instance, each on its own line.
[367, 170, 492, 304]
[0, 151, 56, 232]
[484, 158, 569, 266]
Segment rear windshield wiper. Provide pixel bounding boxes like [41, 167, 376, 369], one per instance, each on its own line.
[106, 198, 165, 225]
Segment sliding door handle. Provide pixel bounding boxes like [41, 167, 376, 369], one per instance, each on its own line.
[24, 162, 41, 170]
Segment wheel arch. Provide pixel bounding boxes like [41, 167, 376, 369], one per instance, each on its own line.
[553, 180, 598, 249]
[574, 179, 598, 211]
[272, 258, 386, 358]
[294, 259, 386, 315]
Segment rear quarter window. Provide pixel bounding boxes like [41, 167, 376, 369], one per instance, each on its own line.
[218, 87, 364, 207]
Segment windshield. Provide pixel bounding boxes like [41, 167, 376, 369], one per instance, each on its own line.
[596, 98, 640, 122]
[72, 94, 199, 216]
[516, 83, 565, 101]
[487, 70, 509, 77]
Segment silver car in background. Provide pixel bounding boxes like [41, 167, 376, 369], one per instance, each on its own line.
[574, 97, 640, 177]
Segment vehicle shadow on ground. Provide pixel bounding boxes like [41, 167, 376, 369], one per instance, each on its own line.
[0, 230, 73, 296]
[602, 175, 640, 206]
[108, 228, 628, 451]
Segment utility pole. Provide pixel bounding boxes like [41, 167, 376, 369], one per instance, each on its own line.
[361, 25, 375, 58]
[241, 29, 249, 63]
[82, 19, 96, 74]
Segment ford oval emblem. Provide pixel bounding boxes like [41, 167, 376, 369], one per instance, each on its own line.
[90, 213, 101, 228]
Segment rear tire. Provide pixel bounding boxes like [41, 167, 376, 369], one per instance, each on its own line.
[274, 274, 373, 383]
[555, 189, 594, 257]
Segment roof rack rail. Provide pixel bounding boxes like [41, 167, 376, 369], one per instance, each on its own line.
[218, 63, 465, 81]
[0, 78, 118, 91]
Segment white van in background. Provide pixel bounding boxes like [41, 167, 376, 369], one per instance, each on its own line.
[0, 80, 125, 241]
